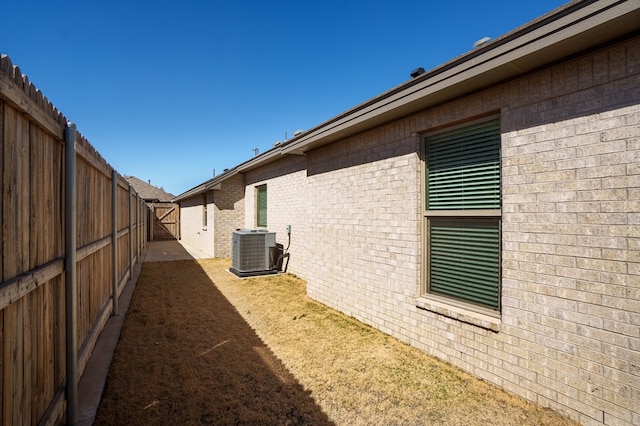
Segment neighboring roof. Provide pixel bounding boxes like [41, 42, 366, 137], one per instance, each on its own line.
[172, 168, 238, 202]
[125, 176, 176, 202]
[174, 0, 640, 200]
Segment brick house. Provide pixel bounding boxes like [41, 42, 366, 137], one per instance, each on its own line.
[174, 1, 640, 423]
[174, 170, 245, 257]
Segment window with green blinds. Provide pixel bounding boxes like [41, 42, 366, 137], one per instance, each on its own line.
[256, 185, 267, 227]
[427, 120, 500, 210]
[424, 119, 501, 312]
[429, 218, 500, 309]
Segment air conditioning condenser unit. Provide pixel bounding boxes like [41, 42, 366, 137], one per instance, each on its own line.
[230, 229, 279, 277]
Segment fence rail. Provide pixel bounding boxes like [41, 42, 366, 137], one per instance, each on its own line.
[0, 53, 149, 425]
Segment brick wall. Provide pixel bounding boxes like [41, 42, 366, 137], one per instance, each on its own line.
[179, 191, 214, 257]
[241, 36, 640, 425]
[213, 173, 245, 258]
[497, 36, 640, 425]
[304, 128, 421, 324]
[244, 155, 309, 273]
[178, 174, 245, 258]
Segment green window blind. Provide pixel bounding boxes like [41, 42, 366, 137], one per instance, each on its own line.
[257, 185, 267, 227]
[429, 218, 500, 309]
[427, 119, 500, 210]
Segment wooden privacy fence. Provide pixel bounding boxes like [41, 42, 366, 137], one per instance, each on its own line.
[0, 54, 149, 425]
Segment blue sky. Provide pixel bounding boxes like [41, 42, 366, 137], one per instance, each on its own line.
[2, 0, 567, 195]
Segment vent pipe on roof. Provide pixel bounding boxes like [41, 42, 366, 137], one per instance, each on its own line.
[473, 36, 491, 47]
[410, 67, 425, 78]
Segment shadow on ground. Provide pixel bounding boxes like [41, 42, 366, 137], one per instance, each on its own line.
[143, 240, 208, 262]
[94, 258, 333, 425]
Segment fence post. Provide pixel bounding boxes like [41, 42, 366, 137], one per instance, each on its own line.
[141, 199, 145, 250]
[137, 194, 141, 257]
[64, 122, 78, 425]
[141, 199, 145, 248]
[141, 199, 144, 248]
[111, 170, 118, 316]
[128, 184, 133, 277]
[150, 204, 154, 242]
[145, 203, 148, 245]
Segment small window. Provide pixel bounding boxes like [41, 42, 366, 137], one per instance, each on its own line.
[423, 119, 501, 312]
[202, 193, 208, 228]
[256, 185, 267, 227]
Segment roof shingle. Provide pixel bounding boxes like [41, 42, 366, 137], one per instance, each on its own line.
[124, 176, 175, 202]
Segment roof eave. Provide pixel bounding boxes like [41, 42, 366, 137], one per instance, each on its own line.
[275, 0, 640, 156]
[175, 0, 640, 190]
[172, 168, 239, 202]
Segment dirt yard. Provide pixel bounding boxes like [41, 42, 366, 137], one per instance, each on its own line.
[94, 259, 578, 425]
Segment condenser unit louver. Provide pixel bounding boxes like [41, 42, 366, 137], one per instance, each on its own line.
[230, 229, 277, 277]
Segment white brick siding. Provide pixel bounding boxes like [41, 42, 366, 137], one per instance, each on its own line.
[212, 173, 245, 258]
[244, 156, 310, 273]
[179, 173, 245, 258]
[179, 191, 214, 257]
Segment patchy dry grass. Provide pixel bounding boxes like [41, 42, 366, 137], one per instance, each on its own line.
[95, 258, 578, 425]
